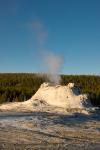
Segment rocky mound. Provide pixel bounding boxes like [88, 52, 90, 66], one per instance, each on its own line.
[0, 83, 92, 113]
[31, 82, 92, 109]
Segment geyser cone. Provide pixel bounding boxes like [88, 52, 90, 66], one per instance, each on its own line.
[31, 82, 92, 108]
[0, 82, 92, 113]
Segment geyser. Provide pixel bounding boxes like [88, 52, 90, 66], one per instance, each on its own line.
[32, 20, 63, 84]
[0, 82, 92, 113]
[41, 51, 63, 84]
[31, 82, 92, 109]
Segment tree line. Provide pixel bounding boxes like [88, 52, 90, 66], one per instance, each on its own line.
[0, 73, 100, 107]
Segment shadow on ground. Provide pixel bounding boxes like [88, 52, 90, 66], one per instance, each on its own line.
[0, 110, 100, 127]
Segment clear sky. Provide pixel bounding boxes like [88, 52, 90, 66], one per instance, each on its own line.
[0, 0, 100, 74]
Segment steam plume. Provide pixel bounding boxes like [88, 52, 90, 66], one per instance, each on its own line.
[42, 51, 63, 84]
[30, 21, 47, 45]
[31, 20, 63, 84]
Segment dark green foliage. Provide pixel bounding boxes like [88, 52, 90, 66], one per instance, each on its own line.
[0, 73, 100, 107]
[0, 73, 47, 104]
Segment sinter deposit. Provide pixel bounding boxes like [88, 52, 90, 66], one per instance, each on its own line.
[31, 82, 91, 108]
[0, 83, 92, 113]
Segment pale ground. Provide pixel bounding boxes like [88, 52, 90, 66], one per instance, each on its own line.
[0, 110, 100, 150]
[0, 83, 99, 149]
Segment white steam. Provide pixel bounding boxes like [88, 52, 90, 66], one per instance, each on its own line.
[31, 20, 63, 84]
[42, 51, 63, 84]
[30, 21, 47, 45]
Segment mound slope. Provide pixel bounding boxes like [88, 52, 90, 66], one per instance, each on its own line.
[31, 82, 92, 108]
[0, 83, 92, 112]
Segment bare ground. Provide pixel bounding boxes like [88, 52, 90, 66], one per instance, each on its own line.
[0, 111, 100, 150]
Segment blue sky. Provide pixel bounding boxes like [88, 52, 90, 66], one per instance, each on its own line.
[0, 0, 100, 74]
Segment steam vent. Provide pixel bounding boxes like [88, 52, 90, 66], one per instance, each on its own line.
[0, 82, 92, 113]
[31, 82, 92, 109]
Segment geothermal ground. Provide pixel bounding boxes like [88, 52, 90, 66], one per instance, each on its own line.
[0, 111, 100, 150]
[0, 83, 100, 149]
